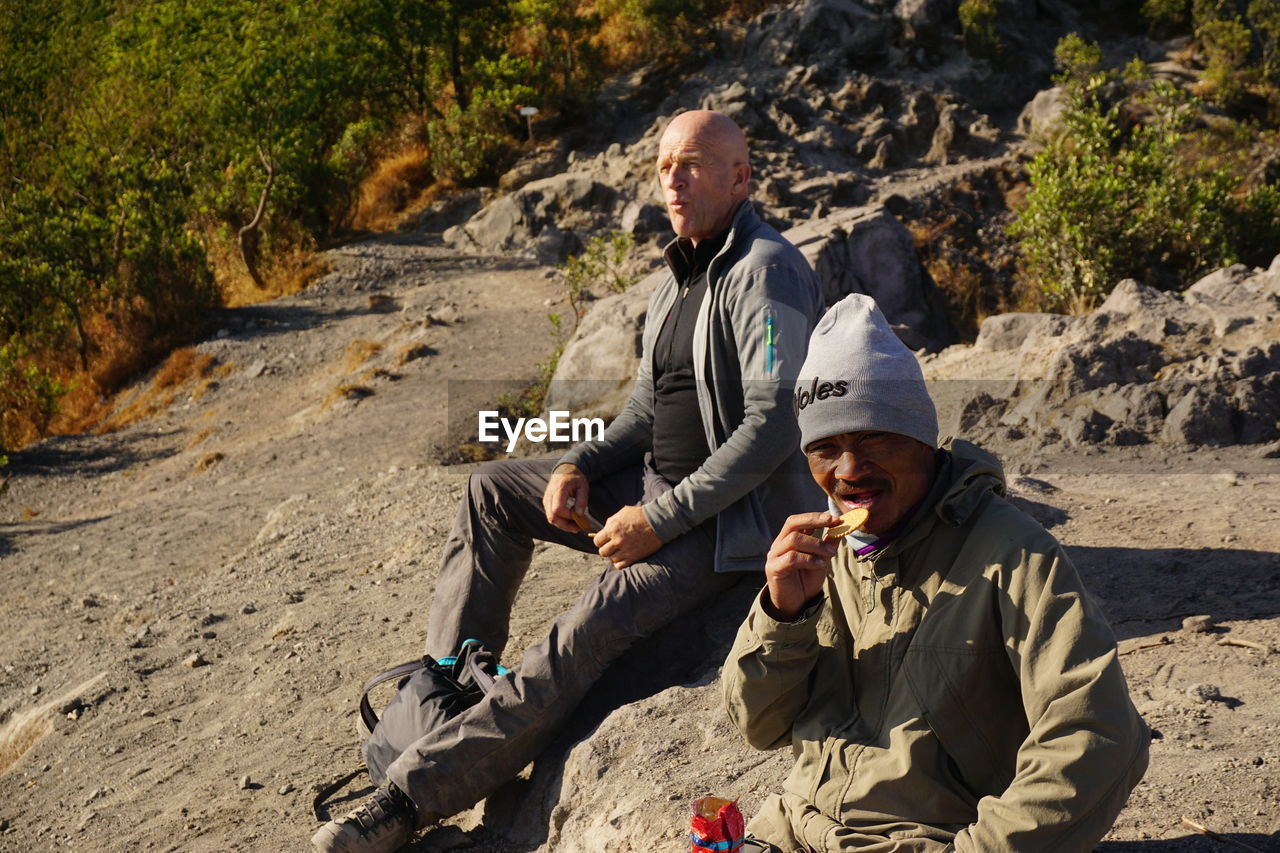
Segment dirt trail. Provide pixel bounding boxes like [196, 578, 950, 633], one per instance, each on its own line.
[1, 233, 1279, 852]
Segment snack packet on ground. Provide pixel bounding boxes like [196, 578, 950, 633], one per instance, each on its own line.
[691, 796, 745, 852]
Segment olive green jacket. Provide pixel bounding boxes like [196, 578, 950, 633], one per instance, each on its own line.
[723, 441, 1149, 852]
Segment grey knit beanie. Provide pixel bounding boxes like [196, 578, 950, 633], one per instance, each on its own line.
[793, 293, 938, 450]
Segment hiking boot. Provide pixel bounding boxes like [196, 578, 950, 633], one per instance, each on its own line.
[311, 782, 418, 853]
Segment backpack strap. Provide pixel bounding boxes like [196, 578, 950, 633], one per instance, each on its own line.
[311, 764, 366, 822]
[467, 655, 496, 693]
[359, 659, 429, 734]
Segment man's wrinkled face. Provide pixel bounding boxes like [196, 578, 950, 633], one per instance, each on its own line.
[805, 431, 937, 536]
[656, 123, 747, 244]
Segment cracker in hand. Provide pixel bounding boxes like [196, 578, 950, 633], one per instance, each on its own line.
[822, 507, 869, 541]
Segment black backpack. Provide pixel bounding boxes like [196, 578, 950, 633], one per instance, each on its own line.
[312, 638, 508, 819]
[359, 638, 508, 783]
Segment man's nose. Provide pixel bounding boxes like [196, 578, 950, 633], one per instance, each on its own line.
[832, 449, 870, 479]
[664, 167, 686, 190]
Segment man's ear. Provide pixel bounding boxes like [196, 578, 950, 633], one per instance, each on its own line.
[733, 163, 751, 196]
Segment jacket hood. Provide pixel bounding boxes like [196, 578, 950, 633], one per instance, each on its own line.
[935, 438, 1006, 528]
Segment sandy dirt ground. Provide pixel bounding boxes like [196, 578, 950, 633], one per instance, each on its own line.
[1, 233, 1278, 852]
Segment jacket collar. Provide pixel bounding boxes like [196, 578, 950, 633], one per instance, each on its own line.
[661, 200, 757, 275]
[862, 439, 1006, 565]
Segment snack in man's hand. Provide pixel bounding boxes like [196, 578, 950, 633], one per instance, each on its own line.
[822, 507, 869, 541]
[573, 512, 595, 535]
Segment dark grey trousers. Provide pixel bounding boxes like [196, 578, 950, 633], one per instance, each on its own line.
[386, 455, 739, 823]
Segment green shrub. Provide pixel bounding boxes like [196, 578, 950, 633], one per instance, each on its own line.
[959, 0, 1001, 58]
[560, 232, 638, 325]
[1011, 73, 1278, 311]
[1053, 32, 1104, 87]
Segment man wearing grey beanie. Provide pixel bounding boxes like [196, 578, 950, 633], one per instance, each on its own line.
[723, 293, 1149, 853]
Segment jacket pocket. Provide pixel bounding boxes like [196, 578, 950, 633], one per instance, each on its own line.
[903, 646, 1020, 799]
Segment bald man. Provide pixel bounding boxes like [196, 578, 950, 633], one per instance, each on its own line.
[313, 111, 823, 853]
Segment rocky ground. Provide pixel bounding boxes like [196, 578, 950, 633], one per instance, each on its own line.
[1, 225, 1278, 853]
[4, 0, 1280, 849]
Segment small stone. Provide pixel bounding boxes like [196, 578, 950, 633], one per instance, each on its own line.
[238, 775, 251, 790]
[140, 709, 156, 718]
[41, 764, 51, 772]
[1182, 615, 1214, 633]
[201, 631, 217, 640]
[1253, 756, 1265, 766]
[184, 653, 209, 668]
[278, 783, 294, 795]
[29, 684, 41, 696]
[241, 603, 257, 615]
[1186, 683, 1222, 703]
[66, 707, 81, 721]
[85, 788, 104, 804]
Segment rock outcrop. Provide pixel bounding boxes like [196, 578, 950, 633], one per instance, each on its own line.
[787, 205, 957, 350]
[542, 271, 660, 420]
[431, 0, 1098, 258]
[924, 258, 1280, 448]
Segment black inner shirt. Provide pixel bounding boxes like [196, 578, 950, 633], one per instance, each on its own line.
[651, 229, 728, 484]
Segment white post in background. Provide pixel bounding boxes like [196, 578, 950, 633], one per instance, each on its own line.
[519, 106, 539, 143]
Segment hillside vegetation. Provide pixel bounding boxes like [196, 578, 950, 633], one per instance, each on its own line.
[2, 0, 1279, 456]
[0, 0, 751, 452]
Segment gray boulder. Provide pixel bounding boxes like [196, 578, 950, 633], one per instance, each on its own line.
[895, 0, 959, 50]
[416, 189, 483, 234]
[974, 312, 1070, 351]
[541, 271, 661, 421]
[1162, 386, 1236, 446]
[785, 205, 958, 351]
[447, 173, 618, 255]
[498, 140, 568, 193]
[1016, 87, 1068, 141]
[748, 0, 890, 67]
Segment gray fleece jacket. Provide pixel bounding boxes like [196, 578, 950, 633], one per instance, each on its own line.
[559, 201, 824, 572]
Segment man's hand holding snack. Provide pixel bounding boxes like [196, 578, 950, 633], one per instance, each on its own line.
[593, 505, 663, 569]
[764, 512, 841, 620]
[543, 463, 591, 533]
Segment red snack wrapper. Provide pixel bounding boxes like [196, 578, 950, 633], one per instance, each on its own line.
[691, 796, 745, 853]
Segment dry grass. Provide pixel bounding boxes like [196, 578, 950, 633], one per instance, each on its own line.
[396, 343, 435, 365]
[343, 340, 384, 373]
[0, 710, 52, 777]
[367, 293, 399, 313]
[351, 146, 435, 232]
[320, 383, 374, 411]
[186, 426, 217, 449]
[0, 673, 106, 776]
[25, 298, 205, 443]
[193, 451, 224, 472]
[216, 246, 330, 309]
[93, 348, 219, 433]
